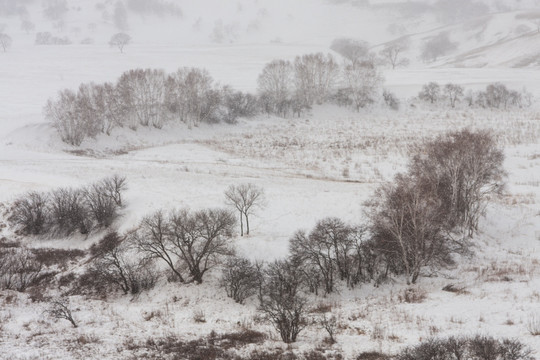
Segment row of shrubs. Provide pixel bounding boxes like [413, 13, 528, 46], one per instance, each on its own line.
[8, 175, 126, 237]
[417, 81, 533, 109]
[121, 332, 533, 360]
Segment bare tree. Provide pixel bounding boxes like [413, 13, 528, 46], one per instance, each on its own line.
[133, 210, 184, 282]
[409, 129, 506, 236]
[134, 208, 236, 284]
[100, 174, 127, 207]
[444, 83, 464, 108]
[49, 188, 90, 236]
[224, 183, 265, 236]
[220, 256, 259, 304]
[421, 32, 457, 62]
[21, 20, 35, 34]
[330, 38, 371, 64]
[0, 248, 44, 291]
[418, 82, 441, 104]
[258, 259, 307, 343]
[8, 191, 49, 235]
[257, 59, 293, 117]
[293, 53, 339, 106]
[0, 33, 12, 52]
[117, 69, 166, 128]
[165, 67, 221, 127]
[290, 218, 360, 294]
[342, 60, 383, 111]
[369, 174, 453, 285]
[45, 298, 77, 328]
[91, 232, 157, 295]
[380, 40, 410, 69]
[169, 208, 235, 283]
[109, 32, 131, 53]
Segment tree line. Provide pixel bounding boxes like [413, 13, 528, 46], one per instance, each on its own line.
[3, 129, 505, 344]
[44, 51, 386, 146]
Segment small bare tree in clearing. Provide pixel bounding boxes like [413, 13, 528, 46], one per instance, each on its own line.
[109, 32, 131, 53]
[224, 183, 265, 236]
[444, 83, 464, 108]
[0, 33, 12, 52]
[380, 40, 410, 69]
[45, 298, 77, 328]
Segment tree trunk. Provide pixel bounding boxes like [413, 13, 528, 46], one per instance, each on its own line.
[245, 212, 250, 235]
[239, 211, 243, 236]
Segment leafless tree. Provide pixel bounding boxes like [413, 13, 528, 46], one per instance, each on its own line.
[369, 174, 453, 285]
[220, 256, 259, 304]
[45, 298, 77, 328]
[383, 90, 400, 110]
[290, 218, 359, 294]
[380, 40, 410, 69]
[8, 191, 50, 235]
[221, 87, 259, 123]
[421, 32, 457, 62]
[418, 82, 441, 104]
[99, 174, 127, 207]
[109, 32, 131, 53]
[49, 188, 90, 236]
[165, 67, 221, 127]
[293, 53, 339, 106]
[91, 232, 157, 295]
[342, 60, 383, 111]
[169, 208, 235, 283]
[134, 208, 236, 284]
[0, 248, 44, 292]
[224, 183, 265, 236]
[0, 33, 12, 52]
[444, 83, 464, 108]
[330, 38, 371, 64]
[45, 89, 93, 146]
[21, 20, 35, 34]
[409, 129, 506, 236]
[83, 184, 120, 229]
[257, 59, 293, 117]
[133, 210, 184, 282]
[117, 69, 166, 128]
[258, 259, 308, 343]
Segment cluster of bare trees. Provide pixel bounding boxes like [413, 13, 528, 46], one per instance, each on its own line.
[418, 82, 533, 109]
[369, 129, 505, 284]
[258, 52, 384, 116]
[45, 68, 257, 145]
[8, 175, 126, 237]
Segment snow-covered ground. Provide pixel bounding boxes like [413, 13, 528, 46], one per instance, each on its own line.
[1, 0, 540, 359]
